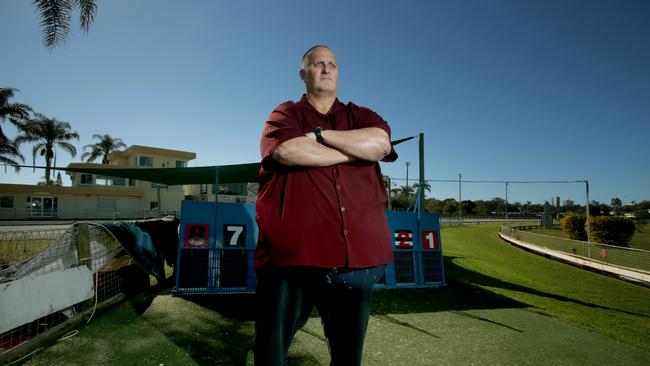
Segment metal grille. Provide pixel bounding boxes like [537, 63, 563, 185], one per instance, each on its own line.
[501, 226, 650, 273]
[177, 249, 210, 290]
[422, 251, 443, 283]
[394, 251, 416, 284]
[219, 249, 248, 288]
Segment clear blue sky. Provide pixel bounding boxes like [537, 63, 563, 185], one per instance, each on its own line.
[1, 0, 648, 205]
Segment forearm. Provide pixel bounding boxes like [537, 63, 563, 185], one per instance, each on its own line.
[319, 127, 391, 162]
[272, 136, 354, 167]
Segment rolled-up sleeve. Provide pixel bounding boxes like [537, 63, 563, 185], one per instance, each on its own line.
[350, 104, 397, 162]
[260, 102, 304, 167]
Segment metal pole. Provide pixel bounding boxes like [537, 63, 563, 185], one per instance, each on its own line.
[418, 133, 425, 216]
[505, 182, 509, 221]
[156, 183, 162, 218]
[585, 180, 591, 243]
[387, 176, 392, 210]
[458, 173, 462, 222]
[405, 161, 411, 189]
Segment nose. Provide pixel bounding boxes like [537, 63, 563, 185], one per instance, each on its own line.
[321, 64, 331, 73]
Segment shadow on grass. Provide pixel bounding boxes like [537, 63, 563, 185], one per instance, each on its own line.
[125, 252, 650, 365]
[445, 255, 650, 318]
[141, 292, 255, 365]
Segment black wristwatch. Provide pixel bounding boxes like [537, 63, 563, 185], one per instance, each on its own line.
[314, 126, 325, 144]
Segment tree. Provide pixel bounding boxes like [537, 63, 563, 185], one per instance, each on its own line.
[81, 134, 126, 164]
[32, 0, 98, 48]
[610, 197, 623, 216]
[589, 216, 635, 247]
[15, 114, 79, 184]
[398, 184, 415, 198]
[412, 181, 431, 194]
[560, 214, 587, 241]
[1, 88, 33, 171]
[0, 87, 33, 141]
[0, 138, 24, 170]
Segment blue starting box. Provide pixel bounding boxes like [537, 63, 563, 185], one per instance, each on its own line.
[174, 200, 445, 294]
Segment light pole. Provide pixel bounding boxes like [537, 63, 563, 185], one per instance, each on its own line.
[585, 180, 591, 243]
[405, 161, 411, 189]
[458, 173, 462, 221]
[505, 182, 509, 221]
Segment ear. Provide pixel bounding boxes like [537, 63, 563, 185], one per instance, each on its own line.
[299, 68, 306, 82]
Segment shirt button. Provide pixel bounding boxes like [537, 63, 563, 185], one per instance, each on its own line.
[336, 185, 341, 190]
[344, 230, 349, 235]
[340, 207, 346, 212]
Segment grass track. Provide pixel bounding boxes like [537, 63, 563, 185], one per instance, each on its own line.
[444, 225, 650, 351]
[19, 224, 650, 365]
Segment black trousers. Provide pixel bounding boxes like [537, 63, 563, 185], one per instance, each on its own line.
[254, 265, 385, 366]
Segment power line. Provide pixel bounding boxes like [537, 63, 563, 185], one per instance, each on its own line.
[389, 177, 587, 184]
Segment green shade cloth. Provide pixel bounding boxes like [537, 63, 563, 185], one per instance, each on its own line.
[56, 163, 261, 185]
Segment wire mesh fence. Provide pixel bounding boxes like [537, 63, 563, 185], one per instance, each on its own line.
[0, 223, 152, 359]
[501, 225, 650, 273]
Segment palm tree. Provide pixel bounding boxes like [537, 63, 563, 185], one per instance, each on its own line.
[0, 139, 24, 170]
[15, 114, 79, 184]
[1, 88, 32, 171]
[81, 134, 126, 164]
[32, 0, 98, 48]
[1, 87, 33, 141]
[399, 184, 415, 197]
[413, 181, 431, 194]
[611, 197, 623, 216]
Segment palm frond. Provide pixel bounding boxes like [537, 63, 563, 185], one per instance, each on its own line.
[33, 0, 73, 48]
[75, 0, 96, 32]
[57, 141, 77, 157]
[81, 149, 101, 162]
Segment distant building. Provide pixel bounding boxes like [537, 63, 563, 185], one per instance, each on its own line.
[0, 145, 256, 220]
[552, 196, 560, 208]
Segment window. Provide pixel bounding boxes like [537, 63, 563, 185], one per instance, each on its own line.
[0, 196, 14, 208]
[150, 201, 159, 209]
[128, 179, 137, 187]
[97, 198, 116, 210]
[80, 174, 93, 185]
[137, 156, 153, 167]
[176, 160, 187, 168]
[111, 177, 126, 186]
[96, 175, 109, 185]
[200, 184, 208, 195]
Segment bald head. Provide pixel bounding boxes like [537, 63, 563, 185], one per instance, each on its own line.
[301, 45, 334, 70]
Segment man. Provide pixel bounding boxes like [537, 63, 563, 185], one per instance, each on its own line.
[255, 45, 396, 365]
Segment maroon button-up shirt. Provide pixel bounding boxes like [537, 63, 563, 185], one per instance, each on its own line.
[255, 95, 396, 269]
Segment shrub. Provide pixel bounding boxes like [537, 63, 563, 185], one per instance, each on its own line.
[589, 216, 635, 247]
[560, 214, 587, 240]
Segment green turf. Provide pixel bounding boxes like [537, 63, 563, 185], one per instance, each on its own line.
[629, 223, 650, 250]
[445, 225, 650, 351]
[18, 224, 650, 365]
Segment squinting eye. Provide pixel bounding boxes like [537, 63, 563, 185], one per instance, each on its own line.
[328, 63, 337, 69]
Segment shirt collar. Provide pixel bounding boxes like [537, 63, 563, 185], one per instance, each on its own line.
[299, 94, 345, 116]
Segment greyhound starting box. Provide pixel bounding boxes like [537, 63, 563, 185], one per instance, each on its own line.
[174, 200, 445, 294]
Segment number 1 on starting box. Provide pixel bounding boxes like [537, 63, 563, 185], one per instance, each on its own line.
[421, 231, 439, 251]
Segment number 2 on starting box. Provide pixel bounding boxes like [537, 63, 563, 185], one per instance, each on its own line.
[421, 231, 439, 251]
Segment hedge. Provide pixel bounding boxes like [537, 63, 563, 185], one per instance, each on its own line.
[589, 216, 635, 247]
[560, 214, 587, 240]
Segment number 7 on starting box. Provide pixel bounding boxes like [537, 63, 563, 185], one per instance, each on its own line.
[421, 231, 439, 251]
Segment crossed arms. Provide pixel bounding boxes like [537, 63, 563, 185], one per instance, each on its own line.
[272, 127, 391, 167]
